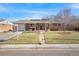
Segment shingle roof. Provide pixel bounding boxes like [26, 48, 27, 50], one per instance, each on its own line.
[0, 20, 5, 22]
[16, 20, 63, 24]
[0, 20, 13, 25]
[0, 19, 5, 22]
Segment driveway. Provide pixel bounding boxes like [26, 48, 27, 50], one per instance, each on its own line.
[0, 32, 21, 40]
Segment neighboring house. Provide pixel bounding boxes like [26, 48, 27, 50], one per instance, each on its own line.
[69, 19, 79, 31]
[16, 19, 64, 31]
[0, 20, 13, 32]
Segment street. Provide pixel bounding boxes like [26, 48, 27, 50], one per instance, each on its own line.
[0, 48, 79, 56]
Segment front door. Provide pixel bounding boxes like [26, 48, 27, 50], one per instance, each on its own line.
[36, 23, 45, 30]
[40, 26, 43, 30]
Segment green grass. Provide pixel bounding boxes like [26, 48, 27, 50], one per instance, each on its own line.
[1, 31, 79, 44]
[2, 32, 39, 44]
[45, 31, 79, 44]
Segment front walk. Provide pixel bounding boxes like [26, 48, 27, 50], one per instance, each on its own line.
[39, 31, 45, 45]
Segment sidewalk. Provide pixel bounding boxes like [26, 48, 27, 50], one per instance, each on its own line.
[0, 44, 79, 49]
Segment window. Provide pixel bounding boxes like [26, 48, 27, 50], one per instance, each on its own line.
[2, 24, 5, 26]
[58, 24, 61, 26]
[30, 24, 34, 26]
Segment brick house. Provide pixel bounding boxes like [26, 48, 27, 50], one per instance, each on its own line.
[68, 19, 79, 31]
[0, 20, 13, 32]
[16, 20, 64, 31]
[15, 19, 79, 31]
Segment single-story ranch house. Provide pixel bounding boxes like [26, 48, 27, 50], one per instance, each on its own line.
[15, 19, 68, 31]
[15, 19, 79, 31]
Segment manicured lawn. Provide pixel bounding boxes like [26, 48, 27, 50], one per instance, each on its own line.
[1, 31, 79, 44]
[3, 32, 39, 44]
[45, 31, 79, 44]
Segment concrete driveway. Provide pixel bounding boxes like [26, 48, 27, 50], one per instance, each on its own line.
[0, 32, 20, 40]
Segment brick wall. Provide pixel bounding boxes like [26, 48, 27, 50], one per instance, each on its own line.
[0, 24, 13, 31]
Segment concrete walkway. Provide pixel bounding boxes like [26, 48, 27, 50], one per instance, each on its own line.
[39, 31, 45, 45]
[1, 44, 79, 49]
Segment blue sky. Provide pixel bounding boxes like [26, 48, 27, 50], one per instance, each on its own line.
[0, 3, 79, 21]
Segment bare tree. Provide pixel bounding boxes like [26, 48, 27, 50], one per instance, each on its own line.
[41, 16, 49, 21]
[42, 15, 54, 21]
[62, 7, 71, 31]
[41, 7, 71, 31]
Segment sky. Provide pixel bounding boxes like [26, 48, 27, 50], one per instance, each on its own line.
[0, 3, 79, 21]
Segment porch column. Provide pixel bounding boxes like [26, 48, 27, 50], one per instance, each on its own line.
[24, 24, 26, 31]
[16, 24, 19, 40]
[35, 23, 36, 31]
[45, 23, 46, 31]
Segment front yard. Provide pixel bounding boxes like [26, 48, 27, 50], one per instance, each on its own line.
[45, 31, 79, 44]
[3, 32, 39, 44]
[1, 31, 79, 44]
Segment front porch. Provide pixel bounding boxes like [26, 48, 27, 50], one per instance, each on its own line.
[25, 23, 49, 31]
